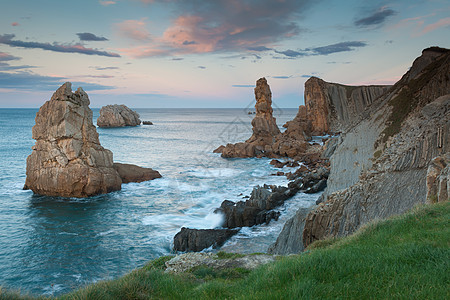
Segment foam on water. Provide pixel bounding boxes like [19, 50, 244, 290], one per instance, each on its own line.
[0, 108, 306, 296]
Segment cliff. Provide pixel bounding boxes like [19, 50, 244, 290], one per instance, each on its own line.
[304, 77, 390, 135]
[302, 47, 450, 247]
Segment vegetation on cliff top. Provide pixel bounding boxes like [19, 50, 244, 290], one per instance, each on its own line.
[1, 201, 449, 299]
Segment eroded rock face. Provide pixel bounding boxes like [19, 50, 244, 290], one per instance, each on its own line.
[25, 82, 122, 197]
[304, 77, 390, 135]
[426, 153, 449, 203]
[302, 48, 450, 248]
[97, 104, 141, 128]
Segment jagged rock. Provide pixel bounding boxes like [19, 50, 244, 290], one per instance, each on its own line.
[268, 207, 312, 255]
[113, 163, 161, 183]
[173, 227, 239, 252]
[217, 185, 293, 228]
[97, 104, 141, 128]
[142, 121, 153, 125]
[216, 78, 280, 158]
[24, 82, 122, 197]
[302, 48, 450, 248]
[165, 252, 275, 274]
[426, 153, 449, 203]
[304, 77, 390, 135]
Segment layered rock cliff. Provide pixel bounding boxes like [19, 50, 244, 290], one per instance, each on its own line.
[304, 77, 390, 135]
[25, 83, 161, 198]
[97, 104, 141, 128]
[25, 83, 122, 197]
[302, 47, 450, 247]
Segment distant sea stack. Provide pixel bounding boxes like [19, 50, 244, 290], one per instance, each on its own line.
[24, 82, 161, 198]
[97, 104, 141, 128]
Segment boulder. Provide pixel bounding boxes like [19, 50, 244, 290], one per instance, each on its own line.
[24, 82, 122, 197]
[113, 163, 161, 183]
[173, 227, 239, 252]
[142, 121, 153, 125]
[97, 104, 141, 127]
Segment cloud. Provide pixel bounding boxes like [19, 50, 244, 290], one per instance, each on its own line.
[11, 22, 19, 27]
[115, 19, 151, 41]
[232, 84, 254, 87]
[0, 34, 120, 57]
[90, 66, 120, 70]
[275, 41, 367, 58]
[123, 0, 315, 57]
[77, 32, 108, 41]
[272, 75, 291, 79]
[421, 17, 450, 34]
[354, 6, 397, 27]
[99, 0, 116, 6]
[0, 62, 36, 71]
[0, 71, 114, 90]
[197, 66, 206, 69]
[0, 51, 20, 61]
[171, 57, 184, 61]
[247, 46, 272, 51]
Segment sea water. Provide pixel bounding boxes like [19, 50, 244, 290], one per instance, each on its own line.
[0, 107, 317, 296]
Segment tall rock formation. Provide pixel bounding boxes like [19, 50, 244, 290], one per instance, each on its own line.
[302, 47, 450, 247]
[25, 83, 122, 197]
[97, 104, 141, 128]
[25, 82, 161, 198]
[246, 78, 281, 146]
[304, 77, 390, 135]
[218, 78, 281, 158]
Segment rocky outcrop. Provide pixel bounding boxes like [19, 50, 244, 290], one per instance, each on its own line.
[216, 78, 281, 158]
[25, 82, 122, 197]
[268, 207, 312, 255]
[173, 228, 239, 252]
[97, 104, 141, 128]
[302, 47, 450, 248]
[304, 77, 390, 135]
[426, 153, 449, 203]
[113, 163, 161, 183]
[165, 252, 275, 274]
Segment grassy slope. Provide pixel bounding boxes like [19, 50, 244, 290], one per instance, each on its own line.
[2, 201, 449, 300]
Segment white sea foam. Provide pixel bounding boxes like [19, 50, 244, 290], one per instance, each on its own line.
[187, 168, 243, 178]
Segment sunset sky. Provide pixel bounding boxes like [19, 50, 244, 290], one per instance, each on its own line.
[0, 0, 449, 108]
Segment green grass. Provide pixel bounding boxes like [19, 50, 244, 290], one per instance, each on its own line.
[2, 202, 449, 300]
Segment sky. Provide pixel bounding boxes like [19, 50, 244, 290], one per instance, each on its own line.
[0, 0, 449, 108]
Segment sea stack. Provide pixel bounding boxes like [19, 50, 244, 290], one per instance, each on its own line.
[97, 104, 141, 128]
[25, 82, 122, 197]
[217, 77, 281, 158]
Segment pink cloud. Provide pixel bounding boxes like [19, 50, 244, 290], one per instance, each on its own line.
[421, 17, 450, 34]
[115, 19, 151, 41]
[11, 22, 19, 26]
[99, 0, 116, 6]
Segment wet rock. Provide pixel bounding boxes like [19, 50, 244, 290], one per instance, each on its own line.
[97, 104, 141, 128]
[113, 163, 161, 183]
[173, 227, 239, 252]
[142, 121, 153, 125]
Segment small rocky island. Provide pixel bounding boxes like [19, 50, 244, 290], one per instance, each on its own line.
[24, 82, 161, 198]
[97, 104, 141, 128]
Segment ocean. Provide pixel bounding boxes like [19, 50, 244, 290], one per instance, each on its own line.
[0, 107, 318, 296]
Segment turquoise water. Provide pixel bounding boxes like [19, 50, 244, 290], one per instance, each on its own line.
[0, 107, 316, 296]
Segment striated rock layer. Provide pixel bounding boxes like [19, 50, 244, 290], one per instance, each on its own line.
[302, 47, 450, 248]
[97, 104, 141, 128]
[304, 77, 390, 135]
[426, 153, 449, 204]
[25, 82, 122, 197]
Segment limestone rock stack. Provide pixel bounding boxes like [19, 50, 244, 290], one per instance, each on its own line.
[97, 104, 141, 128]
[25, 82, 122, 197]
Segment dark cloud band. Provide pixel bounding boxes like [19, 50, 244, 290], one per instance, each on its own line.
[77, 32, 109, 41]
